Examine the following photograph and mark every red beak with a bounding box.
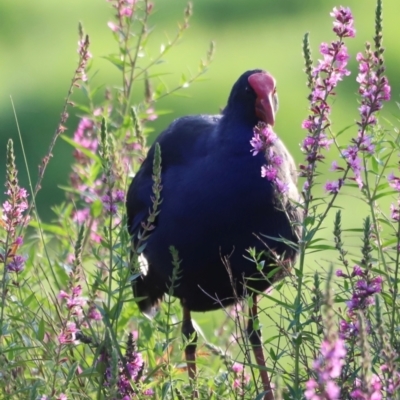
[248,72,276,126]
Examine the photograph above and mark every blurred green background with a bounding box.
[0,0,399,222]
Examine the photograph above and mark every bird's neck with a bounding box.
[217,113,258,150]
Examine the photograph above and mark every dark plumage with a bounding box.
[126,69,302,400]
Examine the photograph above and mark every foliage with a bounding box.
[0,0,399,399]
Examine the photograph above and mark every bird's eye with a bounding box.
[244,86,254,96]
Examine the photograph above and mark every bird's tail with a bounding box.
[132,275,163,318]
[131,253,164,318]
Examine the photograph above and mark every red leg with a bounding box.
[247,294,274,400]
[182,306,199,398]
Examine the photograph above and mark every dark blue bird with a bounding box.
[127,70,301,400]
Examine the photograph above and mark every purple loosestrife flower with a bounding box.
[58,285,87,317]
[337,266,382,314]
[103,332,153,398]
[339,319,360,340]
[88,305,102,320]
[250,122,288,194]
[336,264,382,340]
[380,364,400,397]
[350,374,382,400]
[340,40,391,190]
[73,118,98,165]
[325,180,343,194]
[330,7,356,38]
[102,189,125,215]
[231,362,251,394]
[2,188,29,239]
[388,173,400,224]
[6,254,26,274]
[301,7,354,196]
[305,338,346,400]
[58,321,79,345]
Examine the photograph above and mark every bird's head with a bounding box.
[225,69,278,127]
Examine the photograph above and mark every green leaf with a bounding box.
[307,244,336,250]
[78,366,101,378]
[102,54,124,71]
[371,156,380,174]
[334,124,354,137]
[37,318,45,341]
[60,135,100,163]
[29,221,67,236]
[91,199,103,218]
[372,190,397,201]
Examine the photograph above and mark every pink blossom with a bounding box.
[261,165,277,181]
[88,306,102,321]
[352,265,363,277]
[324,180,342,194]
[120,7,132,17]
[232,362,244,373]
[58,322,79,345]
[107,21,119,32]
[388,173,400,191]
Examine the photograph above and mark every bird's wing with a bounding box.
[126,114,221,237]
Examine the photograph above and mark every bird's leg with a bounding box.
[182,306,198,398]
[247,294,274,400]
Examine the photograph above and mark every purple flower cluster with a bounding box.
[1,156,29,275]
[69,118,103,243]
[103,333,154,399]
[59,285,86,318]
[350,374,382,400]
[388,173,400,222]
[356,50,390,126]
[301,7,355,195]
[329,33,391,193]
[102,189,125,215]
[58,321,80,345]
[2,188,29,238]
[6,254,27,274]
[336,265,382,339]
[73,118,98,164]
[305,338,346,400]
[250,122,288,194]
[231,362,251,394]
[380,364,400,397]
[57,285,102,344]
[330,7,356,38]
[107,0,152,32]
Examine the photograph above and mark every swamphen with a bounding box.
[127,70,301,400]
